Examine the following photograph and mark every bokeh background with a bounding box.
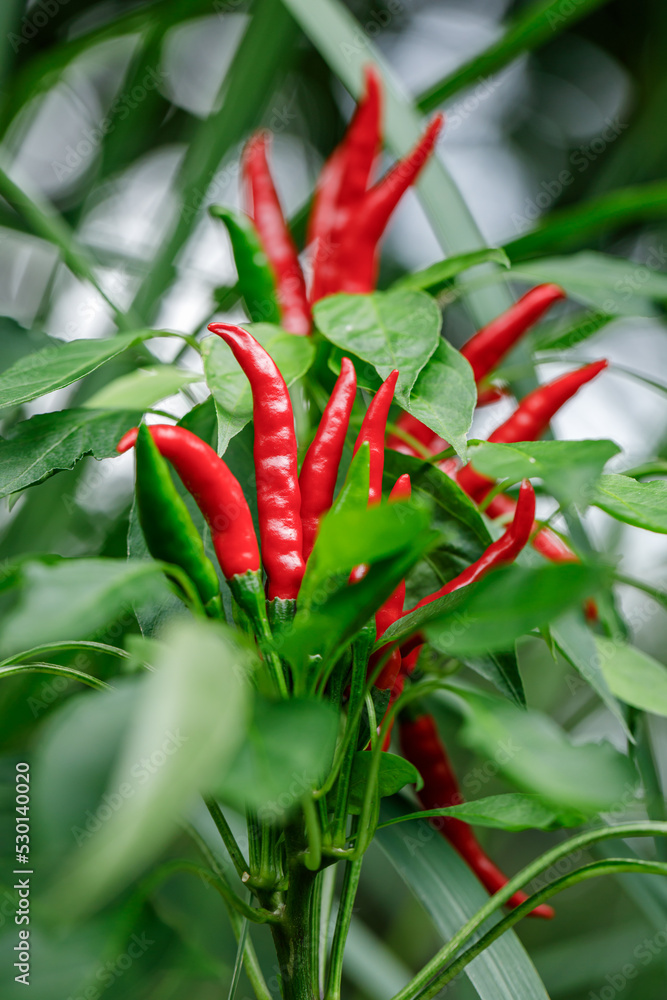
[1,1,666,998]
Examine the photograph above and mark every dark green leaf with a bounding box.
[591,473,667,533]
[407,339,476,460]
[202,325,314,453]
[0,408,142,498]
[533,312,615,352]
[0,331,155,409]
[348,752,422,813]
[218,698,338,813]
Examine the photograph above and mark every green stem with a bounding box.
[325,853,363,1000]
[0,662,110,691]
[271,827,318,1000]
[204,797,251,882]
[303,795,323,872]
[332,639,368,846]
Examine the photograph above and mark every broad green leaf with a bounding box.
[394,248,510,294]
[595,637,667,717]
[0,408,141,498]
[312,289,441,406]
[218,698,338,813]
[417,0,612,110]
[377,799,551,1000]
[505,252,667,316]
[533,312,615,351]
[202,325,314,454]
[461,650,525,708]
[382,564,605,656]
[552,610,629,737]
[447,686,637,813]
[0,559,170,658]
[46,619,251,916]
[0,331,154,409]
[83,365,200,410]
[408,339,476,460]
[591,473,667,533]
[467,440,620,508]
[381,793,585,832]
[348,752,422,813]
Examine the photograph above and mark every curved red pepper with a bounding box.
[457,360,608,501]
[208,323,305,600]
[400,712,554,919]
[461,284,565,383]
[299,357,357,561]
[117,425,259,580]
[243,132,311,336]
[353,370,399,504]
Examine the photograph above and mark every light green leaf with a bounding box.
[467,439,620,508]
[202,325,314,454]
[218,698,338,812]
[382,793,585,832]
[595,637,667,717]
[0,331,155,409]
[348,751,422,813]
[377,799,551,1000]
[0,559,170,659]
[408,339,476,460]
[591,473,667,533]
[0,408,141,498]
[447,686,637,813]
[394,248,510,294]
[45,619,251,916]
[313,289,441,406]
[83,365,200,410]
[533,312,615,352]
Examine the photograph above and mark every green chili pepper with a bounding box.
[210,205,281,325]
[134,423,222,616]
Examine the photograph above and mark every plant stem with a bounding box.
[325,852,362,1000]
[204,797,251,881]
[271,826,319,1000]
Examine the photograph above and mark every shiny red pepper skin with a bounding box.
[299,357,357,561]
[243,132,311,336]
[208,323,305,600]
[309,66,382,303]
[353,370,399,504]
[461,284,565,383]
[117,425,259,580]
[336,115,444,294]
[400,712,554,918]
[373,473,412,690]
[457,360,608,501]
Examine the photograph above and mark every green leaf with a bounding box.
[461,651,526,709]
[313,289,441,406]
[591,473,667,533]
[218,698,338,813]
[382,793,585,832]
[382,563,605,656]
[348,752,422,813]
[377,799,551,1000]
[0,331,155,409]
[467,439,620,508]
[595,637,667,717]
[533,312,615,352]
[417,0,613,111]
[202,325,314,454]
[0,408,142,498]
[394,248,510,294]
[407,339,476,460]
[330,443,371,519]
[209,205,281,325]
[83,365,200,410]
[45,619,251,917]
[448,686,637,813]
[0,558,170,659]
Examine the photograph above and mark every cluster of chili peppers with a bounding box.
[118,71,611,922]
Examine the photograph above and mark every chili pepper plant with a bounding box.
[1,11,667,1000]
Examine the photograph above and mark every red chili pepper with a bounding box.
[353,370,399,504]
[117,425,259,580]
[461,284,565,383]
[400,712,554,919]
[457,360,608,501]
[475,384,509,407]
[372,473,412,690]
[243,132,311,335]
[336,115,444,294]
[208,323,305,600]
[299,357,357,561]
[309,66,381,303]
